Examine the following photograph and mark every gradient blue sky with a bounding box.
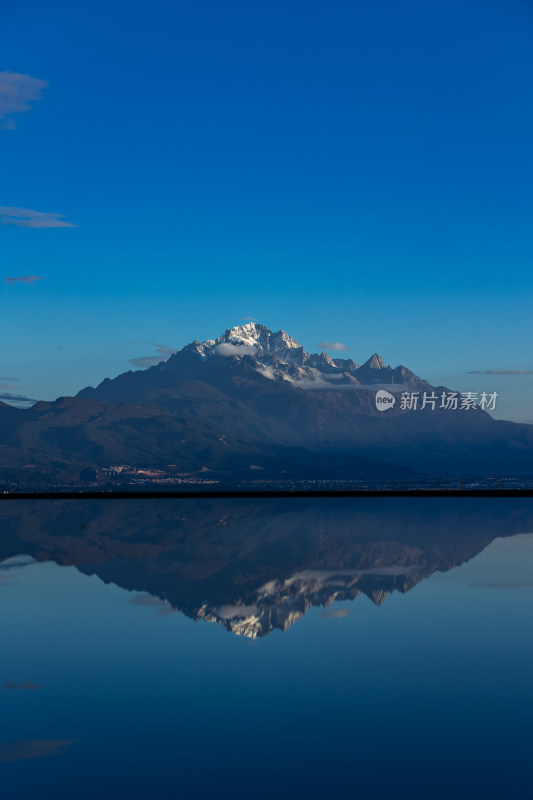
[1,0,532,420]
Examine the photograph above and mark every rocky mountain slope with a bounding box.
[76,322,533,474]
[1,323,532,485]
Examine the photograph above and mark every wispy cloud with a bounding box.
[129,356,167,368]
[128,341,178,369]
[321,608,351,619]
[471,582,533,589]
[467,370,533,375]
[241,316,259,322]
[318,341,349,351]
[0,71,48,129]
[4,275,43,284]
[216,603,259,619]
[0,392,36,405]
[130,593,176,618]
[0,557,35,571]
[130,341,176,356]
[0,739,76,763]
[0,577,19,587]
[257,366,411,393]
[0,207,77,228]
[4,682,42,691]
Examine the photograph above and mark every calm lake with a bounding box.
[1,498,532,798]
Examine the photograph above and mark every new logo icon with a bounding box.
[375,390,396,412]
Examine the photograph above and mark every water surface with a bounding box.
[1,499,532,798]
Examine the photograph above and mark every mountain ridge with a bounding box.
[2,323,533,486]
[79,322,427,395]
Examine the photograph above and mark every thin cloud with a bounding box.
[0,570,20,586]
[0,207,77,228]
[0,557,35,570]
[467,370,533,375]
[4,275,43,284]
[0,376,19,381]
[318,341,349,351]
[321,608,351,619]
[241,316,259,322]
[0,382,18,389]
[470,582,533,589]
[259,368,412,392]
[130,341,177,356]
[0,71,48,129]
[129,341,178,369]
[0,392,36,404]
[129,356,167,369]
[4,682,42,691]
[215,342,258,357]
[0,739,76,763]
[130,593,176,617]
[216,603,259,619]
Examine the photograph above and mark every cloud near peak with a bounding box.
[0,207,77,228]
[129,592,176,617]
[321,608,351,619]
[128,341,178,369]
[130,341,176,356]
[0,71,48,129]
[318,341,349,352]
[129,356,168,369]
[215,343,258,357]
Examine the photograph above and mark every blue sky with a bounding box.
[1,0,532,420]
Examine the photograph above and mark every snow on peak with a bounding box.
[362,353,386,370]
[201,323,306,361]
[269,329,303,351]
[222,322,270,348]
[180,325,406,388]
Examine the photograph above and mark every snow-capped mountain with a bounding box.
[163,322,425,387]
[69,320,533,477]
[2,321,533,487]
[195,565,426,638]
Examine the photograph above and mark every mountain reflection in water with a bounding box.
[2,498,532,638]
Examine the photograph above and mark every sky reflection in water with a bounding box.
[1,498,532,799]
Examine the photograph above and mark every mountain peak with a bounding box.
[269,329,304,351]
[219,322,271,349]
[362,353,386,370]
[206,324,306,363]
[226,321,268,338]
[78,324,428,402]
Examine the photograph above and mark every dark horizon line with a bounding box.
[1,489,533,500]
